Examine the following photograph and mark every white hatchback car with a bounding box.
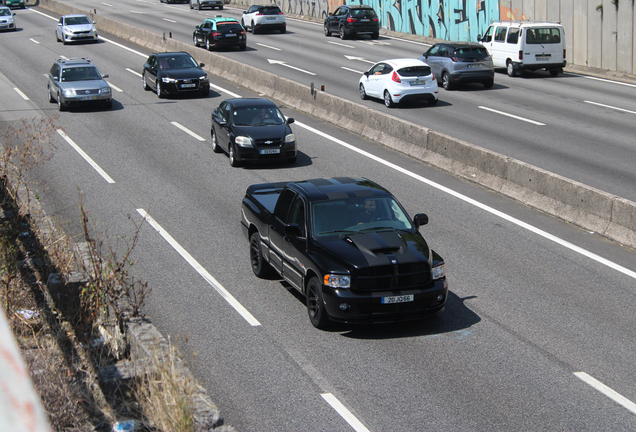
[359,58,438,108]
[241,4,286,34]
[0,6,16,32]
[55,14,98,44]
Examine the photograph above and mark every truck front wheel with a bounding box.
[250,233,274,278]
[307,277,330,329]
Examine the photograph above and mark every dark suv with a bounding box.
[419,42,494,89]
[324,5,379,40]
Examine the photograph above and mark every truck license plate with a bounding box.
[381,294,414,304]
[536,55,550,62]
[260,148,280,154]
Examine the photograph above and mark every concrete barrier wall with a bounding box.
[39,0,636,250]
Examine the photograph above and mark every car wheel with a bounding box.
[229,144,241,167]
[280,26,286,34]
[142,73,150,91]
[483,79,494,89]
[339,26,347,40]
[47,85,55,103]
[383,90,394,108]
[219,5,223,9]
[250,233,274,278]
[55,31,60,42]
[549,69,561,77]
[193,34,198,47]
[211,128,222,153]
[206,37,211,51]
[251,21,257,34]
[156,81,164,98]
[506,61,516,77]
[241,18,246,28]
[442,72,452,90]
[359,83,368,100]
[306,277,329,329]
[57,93,65,111]
[428,98,438,106]
[62,36,67,45]
[324,23,331,36]
[371,31,379,40]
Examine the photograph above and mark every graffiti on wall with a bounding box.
[275,0,499,41]
[499,2,527,20]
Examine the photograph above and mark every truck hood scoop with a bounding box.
[345,232,409,264]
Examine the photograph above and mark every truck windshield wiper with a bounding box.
[318,229,358,235]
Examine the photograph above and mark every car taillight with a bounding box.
[240,30,246,35]
[391,71,401,83]
[256,12,263,15]
[346,17,357,23]
[451,56,459,62]
[211,31,222,37]
[518,50,523,60]
[373,18,379,22]
[432,72,436,81]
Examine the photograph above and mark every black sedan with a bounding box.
[141,52,210,98]
[211,98,297,166]
[193,16,247,51]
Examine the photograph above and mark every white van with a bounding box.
[478,21,566,77]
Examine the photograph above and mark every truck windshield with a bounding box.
[311,197,414,237]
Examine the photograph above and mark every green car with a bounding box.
[2,0,25,9]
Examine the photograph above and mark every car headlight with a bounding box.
[324,274,350,289]
[432,263,445,280]
[284,133,295,143]
[62,89,76,97]
[100,87,111,95]
[199,75,208,81]
[235,136,253,147]
[161,77,176,83]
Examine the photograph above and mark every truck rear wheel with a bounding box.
[250,233,274,278]
[307,277,330,329]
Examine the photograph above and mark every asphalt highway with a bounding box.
[1,5,636,431]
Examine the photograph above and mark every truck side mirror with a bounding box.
[413,213,428,228]
[284,223,301,237]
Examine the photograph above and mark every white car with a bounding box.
[359,58,438,108]
[55,14,98,45]
[241,5,286,34]
[0,6,16,32]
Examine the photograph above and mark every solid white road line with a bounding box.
[136,209,261,326]
[171,122,206,141]
[163,18,177,23]
[57,130,115,184]
[478,106,546,125]
[328,41,355,48]
[29,38,40,44]
[574,372,636,415]
[293,120,636,281]
[267,59,316,75]
[344,55,376,64]
[13,87,29,101]
[126,68,142,77]
[342,67,364,74]
[566,72,636,88]
[584,100,636,115]
[209,83,241,98]
[100,36,148,58]
[256,43,281,51]
[107,82,123,93]
[321,393,370,432]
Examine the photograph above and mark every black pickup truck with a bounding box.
[241,177,448,329]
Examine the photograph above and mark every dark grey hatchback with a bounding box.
[419,42,494,90]
[324,5,379,40]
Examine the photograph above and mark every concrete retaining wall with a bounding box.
[39,0,636,251]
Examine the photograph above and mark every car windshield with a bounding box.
[159,55,198,69]
[0,8,11,16]
[311,197,414,237]
[217,22,243,31]
[61,67,102,82]
[232,106,286,126]
[351,8,376,17]
[525,27,561,44]
[65,16,91,25]
[259,7,281,14]
[398,66,432,77]
[453,47,490,61]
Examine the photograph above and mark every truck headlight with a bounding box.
[235,136,253,147]
[432,263,445,280]
[285,133,295,143]
[324,274,350,289]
